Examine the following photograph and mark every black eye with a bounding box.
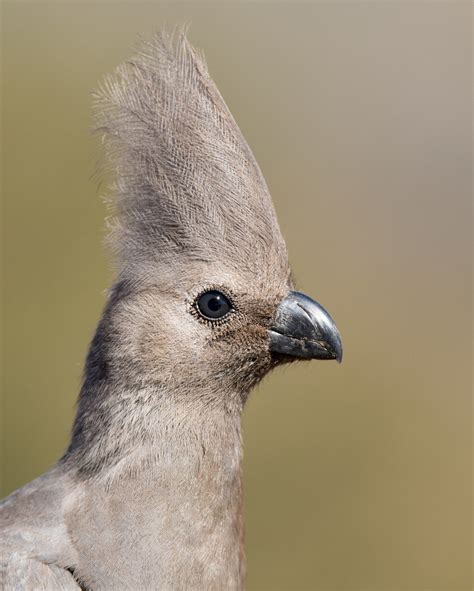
[196,290,233,320]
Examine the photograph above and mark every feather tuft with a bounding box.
[94,28,289,284]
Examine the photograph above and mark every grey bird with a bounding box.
[0,30,342,591]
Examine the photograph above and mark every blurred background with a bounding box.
[2,2,472,590]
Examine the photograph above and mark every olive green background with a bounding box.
[2,2,472,590]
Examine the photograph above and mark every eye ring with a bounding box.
[195,290,234,321]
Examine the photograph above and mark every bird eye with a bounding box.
[196,290,233,321]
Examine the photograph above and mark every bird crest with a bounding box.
[94,28,289,286]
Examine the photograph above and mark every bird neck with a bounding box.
[63,382,246,588]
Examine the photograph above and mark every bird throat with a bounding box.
[64,385,247,589]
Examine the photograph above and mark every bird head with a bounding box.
[93,30,342,406]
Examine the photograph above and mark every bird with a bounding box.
[0,29,342,591]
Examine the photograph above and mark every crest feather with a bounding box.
[95,28,288,283]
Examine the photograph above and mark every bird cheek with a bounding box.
[237,328,273,369]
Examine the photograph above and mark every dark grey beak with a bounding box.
[268,291,343,362]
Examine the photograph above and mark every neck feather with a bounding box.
[63,381,246,589]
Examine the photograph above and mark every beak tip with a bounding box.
[333,335,343,364]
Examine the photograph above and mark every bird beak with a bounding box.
[268,291,343,362]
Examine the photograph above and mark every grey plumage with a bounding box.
[0,29,341,590]
[95,29,288,286]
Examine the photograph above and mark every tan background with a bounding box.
[2,2,472,590]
